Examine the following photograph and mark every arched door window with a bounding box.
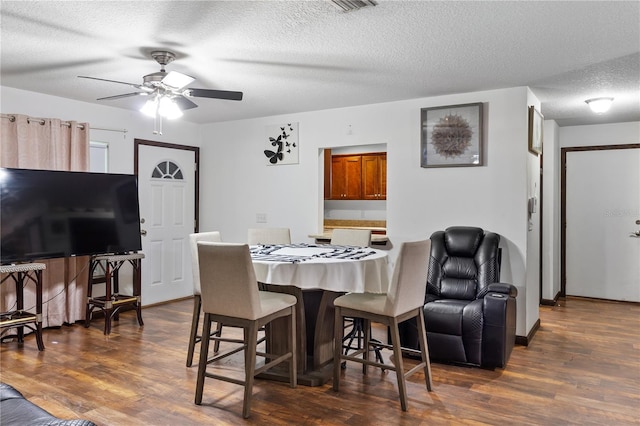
[151,160,184,179]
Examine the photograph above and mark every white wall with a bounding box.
[1,84,542,337]
[542,119,561,301]
[199,86,536,336]
[524,89,542,335]
[559,121,640,148]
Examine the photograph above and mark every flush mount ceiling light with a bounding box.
[330,0,377,12]
[585,97,614,114]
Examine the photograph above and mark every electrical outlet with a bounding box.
[256,213,267,223]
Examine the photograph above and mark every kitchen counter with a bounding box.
[308,230,388,245]
[310,219,388,245]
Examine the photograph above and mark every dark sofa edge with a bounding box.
[1,382,97,426]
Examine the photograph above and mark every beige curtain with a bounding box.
[1,114,90,328]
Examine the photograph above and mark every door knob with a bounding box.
[630,231,640,238]
[140,229,148,236]
[636,220,640,225]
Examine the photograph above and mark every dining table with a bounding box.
[250,243,389,386]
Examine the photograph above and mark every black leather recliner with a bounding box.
[398,226,517,369]
[1,382,96,426]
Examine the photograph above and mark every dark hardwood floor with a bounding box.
[1,297,639,425]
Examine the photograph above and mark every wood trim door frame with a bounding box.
[539,153,547,305]
[560,143,640,297]
[134,139,201,232]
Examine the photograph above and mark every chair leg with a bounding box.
[243,322,258,419]
[362,318,371,375]
[333,306,344,392]
[194,313,212,405]
[186,295,201,367]
[389,318,409,411]
[289,307,297,388]
[416,309,433,391]
[213,321,224,353]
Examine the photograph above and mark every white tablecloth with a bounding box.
[251,244,389,293]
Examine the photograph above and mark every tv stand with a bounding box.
[85,253,144,335]
[0,263,46,350]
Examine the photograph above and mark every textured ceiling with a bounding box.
[1,0,639,127]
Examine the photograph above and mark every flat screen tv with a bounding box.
[1,168,142,264]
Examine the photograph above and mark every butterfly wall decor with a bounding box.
[264,122,299,165]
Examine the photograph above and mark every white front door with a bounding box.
[138,144,196,305]
[566,147,640,302]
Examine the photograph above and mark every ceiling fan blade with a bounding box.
[186,88,243,101]
[78,75,145,90]
[174,96,199,111]
[162,71,195,90]
[97,92,147,101]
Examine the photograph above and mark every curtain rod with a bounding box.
[92,127,128,134]
[1,114,128,134]
[2,114,85,129]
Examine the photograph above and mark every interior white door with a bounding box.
[138,145,196,305]
[566,147,640,302]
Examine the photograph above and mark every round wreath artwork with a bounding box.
[431,114,473,158]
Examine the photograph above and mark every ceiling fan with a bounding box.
[78,50,243,114]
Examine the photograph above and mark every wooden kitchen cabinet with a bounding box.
[326,152,387,200]
[330,155,362,199]
[362,153,386,200]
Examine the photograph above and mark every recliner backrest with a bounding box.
[427,226,501,300]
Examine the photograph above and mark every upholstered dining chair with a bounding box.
[333,239,433,412]
[247,227,291,245]
[194,242,297,419]
[329,229,379,363]
[187,231,223,367]
[330,228,372,247]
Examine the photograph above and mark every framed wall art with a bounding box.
[421,102,483,168]
[264,122,299,165]
[528,106,543,155]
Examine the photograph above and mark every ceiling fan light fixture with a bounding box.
[585,97,614,114]
[140,98,158,118]
[330,0,377,12]
[158,96,183,119]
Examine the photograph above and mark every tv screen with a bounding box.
[1,168,142,264]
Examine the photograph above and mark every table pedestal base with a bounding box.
[257,360,333,387]
[261,285,342,386]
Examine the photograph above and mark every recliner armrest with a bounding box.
[488,282,517,297]
[477,282,517,299]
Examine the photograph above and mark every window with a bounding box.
[90,141,109,173]
[151,160,184,179]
